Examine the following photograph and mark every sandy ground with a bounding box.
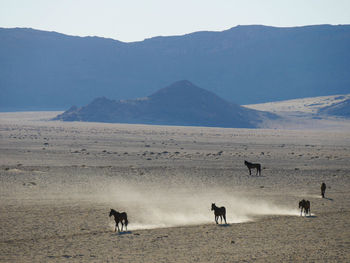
[1,112,350,262]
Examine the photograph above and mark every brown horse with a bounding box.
[211,203,227,224]
[244,160,261,176]
[109,209,128,232]
[298,199,311,216]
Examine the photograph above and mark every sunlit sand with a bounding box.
[0,112,349,262]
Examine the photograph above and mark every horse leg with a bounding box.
[220,215,223,223]
[223,214,227,224]
[215,215,218,224]
[121,222,124,232]
[248,168,251,176]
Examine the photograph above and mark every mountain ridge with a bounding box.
[1,24,350,110]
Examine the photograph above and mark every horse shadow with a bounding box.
[218,223,231,227]
[304,215,317,218]
[116,231,132,235]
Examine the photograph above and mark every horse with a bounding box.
[298,199,311,216]
[211,203,227,224]
[244,160,261,176]
[109,208,128,232]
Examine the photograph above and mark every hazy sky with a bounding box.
[1,0,350,42]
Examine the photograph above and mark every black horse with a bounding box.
[298,199,311,216]
[109,209,128,232]
[244,160,261,176]
[211,203,227,224]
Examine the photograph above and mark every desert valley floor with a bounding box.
[0,112,350,262]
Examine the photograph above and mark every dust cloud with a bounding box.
[6,173,299,230]
[76,179,299,230]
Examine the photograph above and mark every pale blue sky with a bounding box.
[1,0,350,42]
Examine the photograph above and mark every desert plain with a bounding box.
[0,112,350,262]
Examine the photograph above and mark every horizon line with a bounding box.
[1,23,349,43]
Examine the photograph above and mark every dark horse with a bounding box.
[299,199,311,216]
[211,203,227,224]
[244,160,261,176]
[109,209,128,232]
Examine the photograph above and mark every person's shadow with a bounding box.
[323,197,334,201]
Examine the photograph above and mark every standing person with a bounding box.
[321,182,326,198]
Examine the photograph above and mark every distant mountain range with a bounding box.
[54,80,277,128]
[1,24,350,110]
